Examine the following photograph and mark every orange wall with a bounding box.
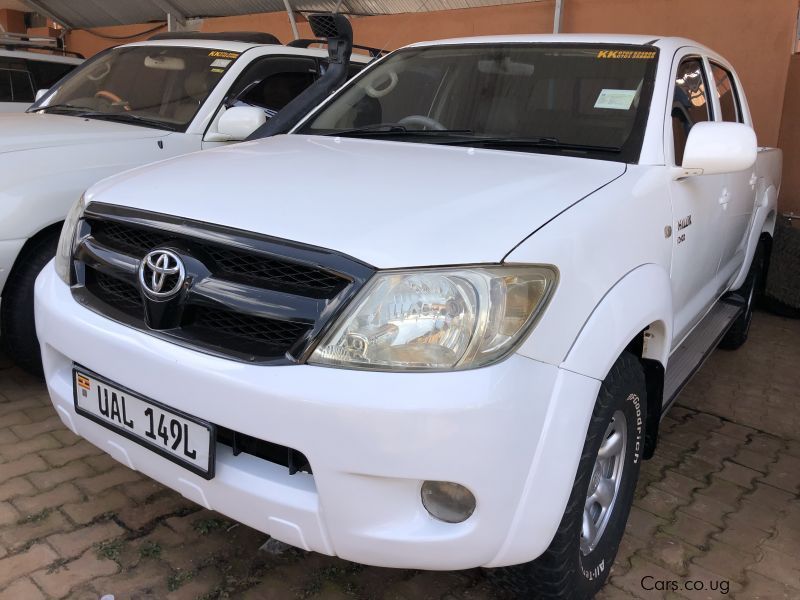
[56,0,798,149]
[778,54,800,215]
[0,9,26,34]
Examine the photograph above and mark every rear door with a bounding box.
[708,60,757,288]
[667,54,729,344]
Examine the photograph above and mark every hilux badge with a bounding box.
[139,249,185,300]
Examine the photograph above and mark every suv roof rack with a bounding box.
[0,32,83,59]
[149,31,281,45]
[287,38,384,58]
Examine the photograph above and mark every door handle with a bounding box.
[719,189,731,205]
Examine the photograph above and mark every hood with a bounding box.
[87,135,626,268]
[0,112,167,154]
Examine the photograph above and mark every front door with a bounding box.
[667,55,728,345]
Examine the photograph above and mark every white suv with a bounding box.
[36,34,780,597]
[1,29,368,372]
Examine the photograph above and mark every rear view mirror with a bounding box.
[35,89,48,102]
[144,56,186,71]
[217,106,267,141]
[681,122,757,176]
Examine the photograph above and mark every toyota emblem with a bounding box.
[139,249,185,300]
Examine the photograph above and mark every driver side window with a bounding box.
[225,56,318,118]
[672,57,711,165]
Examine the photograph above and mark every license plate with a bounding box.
[73,367,215,479]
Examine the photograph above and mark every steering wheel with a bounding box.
[94,90,130,110]
[398,115,447,131]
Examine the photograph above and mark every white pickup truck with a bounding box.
[0,29,368,372]
[36,34,781,597]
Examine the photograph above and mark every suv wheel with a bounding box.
[720,243,766,350]
[492,352,647,599]
[1,231,59,375]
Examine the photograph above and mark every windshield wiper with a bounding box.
[78,112,179,132]
[322,124,473,137]
[442,136,622,153]
[34,104,93,114]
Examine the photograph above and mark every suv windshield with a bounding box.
[31,45,239,131]
[298,43,659,162]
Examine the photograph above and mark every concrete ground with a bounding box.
[0,311,797,599]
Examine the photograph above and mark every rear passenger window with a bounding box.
[672,58,711,165]
[26,60,77,91]
[9,69,34,102]
[0,70,12,101]
[710,63,742,123]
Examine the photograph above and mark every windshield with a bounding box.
[31,46,240,131]
[298,44,659,162]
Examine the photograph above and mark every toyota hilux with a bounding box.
[36,34,781,597]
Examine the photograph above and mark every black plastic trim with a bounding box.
[72,203,375,365]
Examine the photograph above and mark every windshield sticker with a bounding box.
[595,89,637,110]
[597,50,657,60]
[208,50,240,60]
[210,58,232,68]
[210,68,225,74]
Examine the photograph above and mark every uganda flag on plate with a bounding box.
[76,373,91,397]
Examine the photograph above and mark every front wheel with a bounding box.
[492,352,647,599]
[1,232,59,375]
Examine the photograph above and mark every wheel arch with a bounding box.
[2,221,63,296]
[560,264,673,458]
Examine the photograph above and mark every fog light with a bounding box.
[421,481,476,523]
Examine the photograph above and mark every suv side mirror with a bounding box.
[35,89,49,102]
[217,106,267,141]
[680,121,757,176]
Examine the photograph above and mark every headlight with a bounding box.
[309,265,557,371]
[54,197,85,284]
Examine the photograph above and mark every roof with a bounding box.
[404,34,716,55]
[0,48,83,63]
[15,0,540,29]
[118,38,373,62]
[122,38,270,53]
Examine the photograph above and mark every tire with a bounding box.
[491,352,647,599]
[1,231,59,376]
[719,243,766,350]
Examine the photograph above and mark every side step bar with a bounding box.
[662,300,743,415]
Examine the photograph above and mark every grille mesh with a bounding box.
[91,220,171,256]
[204,246,345,297]
[189,306,310,354]
[92,272,143,316]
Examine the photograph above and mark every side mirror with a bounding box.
[35,89,49,102]
[216,106,267,141]
[680,121,757,177]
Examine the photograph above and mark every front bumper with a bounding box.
[35,263,600,569]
